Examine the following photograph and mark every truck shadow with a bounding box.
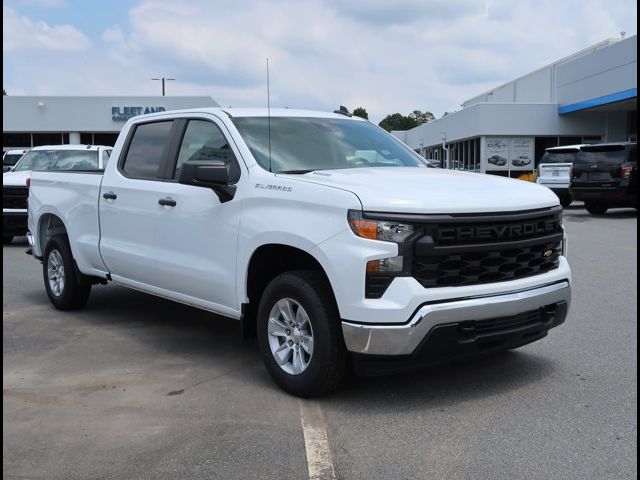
[325,350,555,410]
[60,284,556,407]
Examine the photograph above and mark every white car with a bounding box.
[3,144,112,244]
[537,144,586,208]
[26,108,571,396]
[3,149,28,169]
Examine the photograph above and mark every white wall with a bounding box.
[556,36,637,108]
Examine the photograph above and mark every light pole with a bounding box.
[151,77,175,96]
[441,133,449,169]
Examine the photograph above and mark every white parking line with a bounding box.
[299,399,336,480]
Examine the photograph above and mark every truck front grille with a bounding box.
[3,186,29,209]
[411,207,563,288]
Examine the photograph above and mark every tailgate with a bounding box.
[538,163,572,185]
[572,164,622,187]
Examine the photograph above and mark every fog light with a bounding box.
[367,256,404,273]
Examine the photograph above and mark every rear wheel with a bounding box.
[3,236,13,244]
[257,270,347,397]
[43,235,91,310]
[585,201,608,215]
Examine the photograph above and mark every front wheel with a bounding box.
[257,270,347,397]
[585,201,608,215]
[43,235,91,310]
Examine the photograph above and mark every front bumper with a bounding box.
[341,280,570,356]
[3,211,28,236]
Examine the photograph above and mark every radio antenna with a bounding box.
[267,58,272,173]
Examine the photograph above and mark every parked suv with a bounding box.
[570,142,637,215]
[537,145,585,208]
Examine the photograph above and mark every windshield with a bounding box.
[231,117,426,173]
[3,153,24,166]
[540,151,578,164]
[574,146,629,165]
[14,150,99,172]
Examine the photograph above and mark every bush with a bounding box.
[516,172,538,182]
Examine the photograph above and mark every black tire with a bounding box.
[559,195,572,208]
[584,201,608,215]
[43,235,91,310]
[257,270,347,397]
[3,236,13,244]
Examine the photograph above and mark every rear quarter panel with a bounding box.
[29,171,107,277]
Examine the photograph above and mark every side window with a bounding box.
[122,121,173,179]
[174,120,240,181]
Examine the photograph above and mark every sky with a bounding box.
[2,0,637,123]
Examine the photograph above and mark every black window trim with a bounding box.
[118,119,179,182]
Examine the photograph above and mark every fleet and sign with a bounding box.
[112,106,166,122]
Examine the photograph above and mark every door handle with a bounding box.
[102,191,117,200]
[158,197,177,207]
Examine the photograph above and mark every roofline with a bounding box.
[545,144,587,151]
[29,144,110,150]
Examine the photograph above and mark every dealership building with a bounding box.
[394,34,637,176]
[2,96,219,152]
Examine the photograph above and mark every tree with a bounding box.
[378,109,434,131]
[408,110,434,125]
[352,107,369,120]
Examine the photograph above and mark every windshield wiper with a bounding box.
[277,169,316,174]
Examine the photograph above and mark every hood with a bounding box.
[287,167,559,214]
[2,170,31,187]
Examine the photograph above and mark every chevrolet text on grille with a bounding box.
[438,219,560,242]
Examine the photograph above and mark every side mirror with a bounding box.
[178,160,236,202]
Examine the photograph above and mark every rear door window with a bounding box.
[122,121,173,179]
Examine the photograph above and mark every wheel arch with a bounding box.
[37,212,69,255]
[242,243,337,339]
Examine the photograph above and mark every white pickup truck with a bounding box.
[27,108,572,396]
[4,144,112,244]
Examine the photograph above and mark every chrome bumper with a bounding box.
[342,281,571,356]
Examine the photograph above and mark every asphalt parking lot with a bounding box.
[3,205,637,480]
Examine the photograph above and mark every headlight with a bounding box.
[347,210,414,243]
[348,210,417,297]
